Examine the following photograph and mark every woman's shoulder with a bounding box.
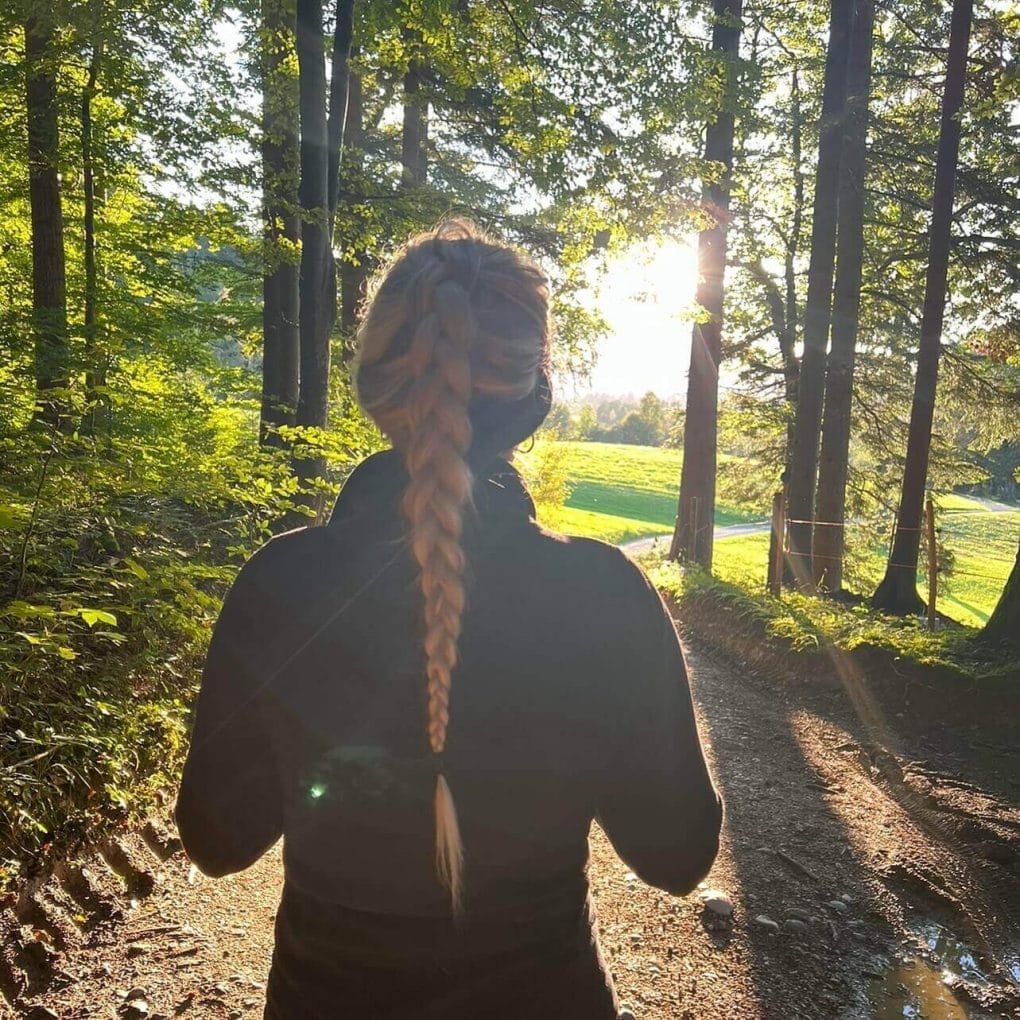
[227,525,333,602]
[528,526,661,603]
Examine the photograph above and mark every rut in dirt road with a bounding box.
[3,638,1018,1020]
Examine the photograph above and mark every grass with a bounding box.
[535,440,761,545]
[528,440,1017,630]
[647,564,1018,684]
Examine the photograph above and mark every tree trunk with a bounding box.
[814,0,875,592]
[978,536,1020,651]
[401,35,427,189]
[260,0,301,448]
[873,0,973,614]
[669,0,743,568]
[782,67,804,468]
[338,62,367,360]
[82,37,103,435]
[293,0,354,508]
[25,13,69,429]
[785,0,853,589]
[326,0,355,231]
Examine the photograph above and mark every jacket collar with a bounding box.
[327,449,536,532]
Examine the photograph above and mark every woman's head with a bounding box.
[354,219,550,911]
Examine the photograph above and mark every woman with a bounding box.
[176,220,722,1019]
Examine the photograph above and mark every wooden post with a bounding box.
[926,492,937,630]
[768,489,786,596]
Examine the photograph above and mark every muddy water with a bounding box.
[867,921,998,1019]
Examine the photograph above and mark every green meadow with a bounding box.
[533,440,761,545]
[528,440,1018,628]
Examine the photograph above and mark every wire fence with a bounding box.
[766,490,1017,626]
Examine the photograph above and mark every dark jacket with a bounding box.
[175,451,722,1020]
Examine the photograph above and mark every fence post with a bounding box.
[926,493,937,630]
[768,489,785,596]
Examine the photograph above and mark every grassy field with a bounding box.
[533,441,760,544]
[527,440,1017,629]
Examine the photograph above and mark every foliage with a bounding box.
[647,561,1019,684]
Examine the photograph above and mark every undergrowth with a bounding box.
[645,558,1018,683]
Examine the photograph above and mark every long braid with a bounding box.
[401,276,476,912]
[355,220,550,915]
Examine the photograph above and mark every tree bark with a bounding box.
[783,67,804,465]
[260,0,301,448]
[785,0,854,589]
[978,536,1020,652]
[25,13,70,429]
[326,0,355,230]
[401,32,427,189]
[814,0,875,592]
[293,0,354,507]
[873,0,973,614]
[82,35,103,435]
[669,0,743,568]
[338,62,367,359]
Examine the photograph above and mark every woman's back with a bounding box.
[176,222,722,1019]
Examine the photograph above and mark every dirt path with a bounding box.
[622,521,769,557]
[3,639,1018,1020]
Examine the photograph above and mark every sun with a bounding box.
[578,237,701,399]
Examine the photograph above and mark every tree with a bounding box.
[25,10,69,427]
[873,0,974,614]
[814,0,876,592]
[293,0,355,508]
[979,536,1020,652]
[785,0,854,588]
[260,0,301,448]
[670,0,744,567]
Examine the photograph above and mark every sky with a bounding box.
[568,238,701,401]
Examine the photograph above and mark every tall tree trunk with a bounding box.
[260,0,301,448]
[338,62,367,360]
[82,36,103,435]
[814,0,876,592]
[785,0,853,589]
[873,0,973,614]
[293,0,354,510]
[978,536,1020,651]
[326,0,354,231]
[401,35,427,189]
[25,13,69,429]
[783,67,804,465]
[669,0,743,567]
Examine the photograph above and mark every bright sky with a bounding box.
[571,238,701,401]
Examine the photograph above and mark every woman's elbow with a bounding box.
[638,794,724,896]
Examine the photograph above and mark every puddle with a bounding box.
[867,921,994,1019]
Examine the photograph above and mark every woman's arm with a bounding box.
[175,546,286,877]
[595,560,723,896]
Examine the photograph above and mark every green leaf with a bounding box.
[79,609,118,628]
[56,646,78,661]
[123,558,149,580]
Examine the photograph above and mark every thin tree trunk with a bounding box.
[783,67,804,466]
[669,0,743,567]
[326,0,354,232]
[978,536,1020,651]
[260,0,301,448]
[401,34,427,189]
[814,0,875,592]
[873,0,973,614]
[785,0,854,589]
[338,62,367,360]
[82,37,103,435]
[25,14,69,429]
[293,0,355,512]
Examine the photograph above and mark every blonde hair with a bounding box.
[355,219,549,914]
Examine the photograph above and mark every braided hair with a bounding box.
[355,220,550,913]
